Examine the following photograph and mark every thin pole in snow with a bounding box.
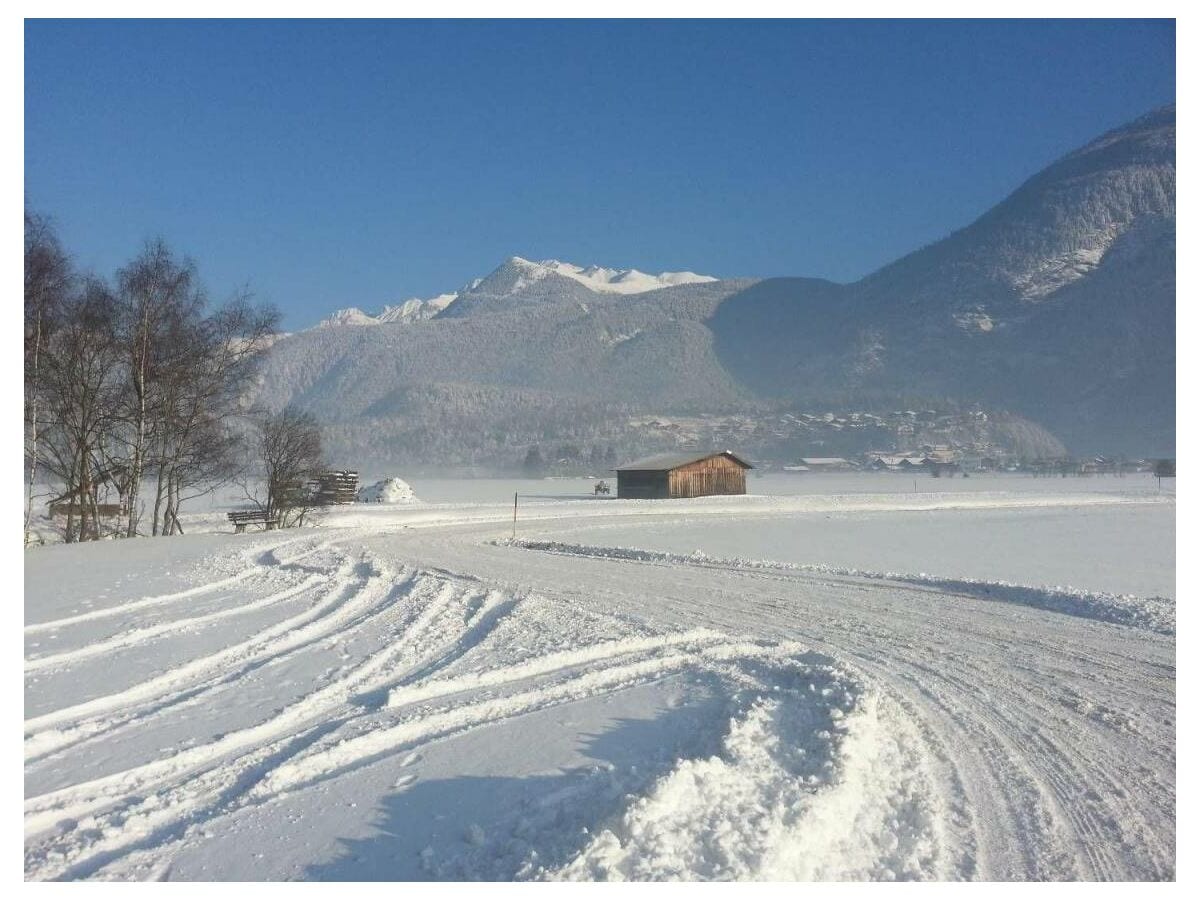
[512,492,518,540]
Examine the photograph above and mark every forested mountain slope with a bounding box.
[710,105,1175,455]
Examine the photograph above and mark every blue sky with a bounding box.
[25,19,1174,329]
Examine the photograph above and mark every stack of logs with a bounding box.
[310,470,359,506]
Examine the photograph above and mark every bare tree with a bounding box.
[244,408,326,529]
[154,296,276,535]
[27,224,279,543]
[111,242,279,536]
[39,278,123,542]
[114,240,204,537]
[24,210,72,543]
[149,294,278,534]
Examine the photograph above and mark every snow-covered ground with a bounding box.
[23,478,1175,880]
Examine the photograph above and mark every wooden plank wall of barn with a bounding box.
[668,456,746,498]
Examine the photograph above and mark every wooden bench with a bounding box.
[227,510,279,533]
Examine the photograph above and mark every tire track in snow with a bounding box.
[256,640,820,797]
[953,657,1173,879]
[723,572,1169,879]
[24,536,332,635]
[386,628,727,711]
[23,560,405,836]
[24,515,1175,881]
[24,573,326,674]
[25,592,832,881]
[875,617,1174,880]
[467,537,1173,879]
[23,553,498,769]
[24,567,527,878]
[24,548,375,759]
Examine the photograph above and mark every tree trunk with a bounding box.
[166,474,179,535]
[78,464,91,542]
[64,449,80,544]
[24,302,43,545]
[151,445,169,537]
[125,309,151,538]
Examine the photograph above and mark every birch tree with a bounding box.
[39,278,122,542]
[114,241,203,537]
[24,211,72,543]
[150,293,278,534]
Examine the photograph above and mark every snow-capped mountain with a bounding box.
[516,258,717,294]
[312,258,718,328]
[315,293,458,328]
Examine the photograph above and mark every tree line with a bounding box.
[24,210,324,544]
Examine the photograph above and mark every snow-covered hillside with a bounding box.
[710,105,1176,455]
[253,106,1175,460]
[24,484,1175,880]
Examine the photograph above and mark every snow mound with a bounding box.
[357,477,417,504]
[545,688,946,881]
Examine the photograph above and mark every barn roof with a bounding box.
[616,450,754,472]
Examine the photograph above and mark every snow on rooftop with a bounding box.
[616,450,754,471]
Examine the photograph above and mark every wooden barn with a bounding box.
[615,450,753,499]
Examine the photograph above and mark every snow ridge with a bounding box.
[503,539,1175,635]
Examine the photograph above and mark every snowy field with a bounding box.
[24,475,1175,880]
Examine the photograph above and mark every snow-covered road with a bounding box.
[24,489,1175,880]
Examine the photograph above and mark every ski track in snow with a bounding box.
[23,498,1175,881]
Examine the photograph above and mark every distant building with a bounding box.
[866,454,908,468]
[798,457,855,470]
[615,450,753,499]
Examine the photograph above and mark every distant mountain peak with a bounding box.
[473,257,717,296]
[313,293,457,328]
[313,256,718,328]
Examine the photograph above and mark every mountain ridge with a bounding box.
[312,257,719,328]
[253,105,1175,466]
